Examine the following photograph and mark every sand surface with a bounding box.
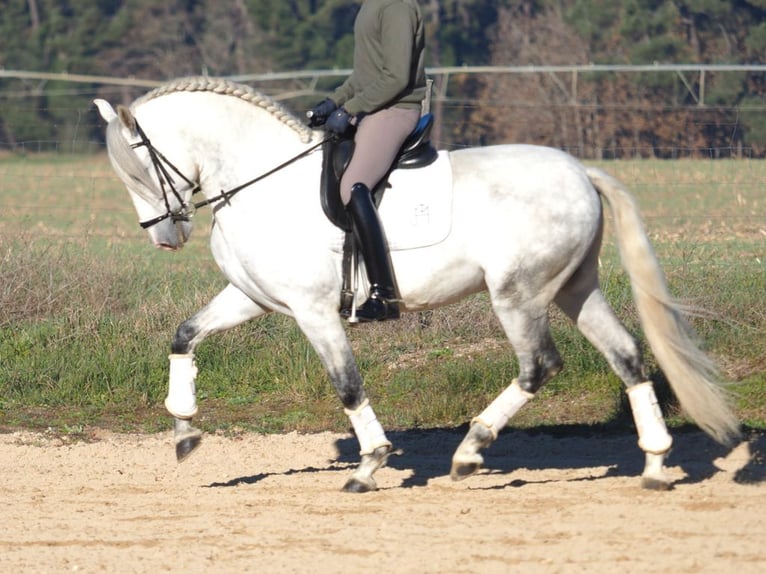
[1,427,764,573]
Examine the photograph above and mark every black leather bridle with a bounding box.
[129,119,328,230]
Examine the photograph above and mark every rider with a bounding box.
[309,0,428,322]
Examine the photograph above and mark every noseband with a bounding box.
[129,119,328,230]
[130,121,201,229]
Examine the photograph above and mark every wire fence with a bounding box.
[2,65,766,155]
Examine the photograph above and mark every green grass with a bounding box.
[0,153,764,436]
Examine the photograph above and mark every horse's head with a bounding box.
[95,98,195,251]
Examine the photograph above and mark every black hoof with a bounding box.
[450,462,481,481]
[175,433,202,462]
[342,477,377,493]
[641,477,673,491]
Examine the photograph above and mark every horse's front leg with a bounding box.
[295,313,392,493]
[166,283,268,461]
[342,400,395,493]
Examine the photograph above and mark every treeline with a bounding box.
[1,0,765,157]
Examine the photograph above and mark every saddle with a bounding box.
[318,113,438,317]
[320,112,438,232]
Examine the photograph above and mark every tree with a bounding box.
[464,0,766,157]
[465,2,591,151]
[1,0,765,154]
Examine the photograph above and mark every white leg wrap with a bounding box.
[472,379,534,439]
[164,354,198,419]
[344,399,391,456]
[627,381,673,454]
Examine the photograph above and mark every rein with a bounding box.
[130,119,328,230]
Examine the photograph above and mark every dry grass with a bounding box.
[0,154,764,433]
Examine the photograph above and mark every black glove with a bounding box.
[307,98,337,127]
[325,107,352,134]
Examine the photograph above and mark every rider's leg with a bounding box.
[347,182,399,321]
[340,106,419,322]
[339,106,420,204]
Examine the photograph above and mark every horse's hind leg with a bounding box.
[451,302,563,480]
[167,283,268,462]
[555,268,673,490]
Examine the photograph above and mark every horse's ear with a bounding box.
[93,98,117,123]
[116,104,139,136]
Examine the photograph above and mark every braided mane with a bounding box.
[132,76,315,143]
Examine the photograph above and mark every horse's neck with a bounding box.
[137,93,311,192]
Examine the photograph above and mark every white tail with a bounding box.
[586,167,741,446]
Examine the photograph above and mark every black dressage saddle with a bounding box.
[320,112,438,232]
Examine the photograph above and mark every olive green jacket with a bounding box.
[332,0,427,116]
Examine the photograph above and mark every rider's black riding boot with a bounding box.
[346,182,400,322]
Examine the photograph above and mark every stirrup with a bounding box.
[345,286,400,322]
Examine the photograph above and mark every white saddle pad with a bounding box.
[378,151,453,251]
[328,151,453,253]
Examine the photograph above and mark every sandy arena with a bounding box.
[0,427,763,573]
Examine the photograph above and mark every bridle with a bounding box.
[130,119,328,230]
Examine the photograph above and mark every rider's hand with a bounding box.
[307,98,337,127]
[325,107,352,134]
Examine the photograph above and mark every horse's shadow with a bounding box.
[734,430,766,484]
[203,462,355,489]
[203,425,764,490]
[333,424,764,489]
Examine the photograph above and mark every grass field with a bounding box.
[0,153,764,437]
